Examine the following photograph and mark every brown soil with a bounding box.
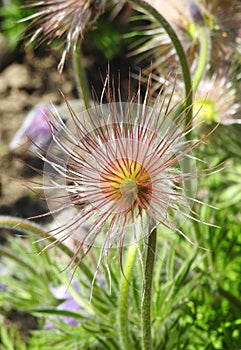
[0,51,77,219]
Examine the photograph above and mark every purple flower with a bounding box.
[45,280,83,329]
[9,104,53,153]
[9,100,86,154]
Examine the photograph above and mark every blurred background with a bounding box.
[0,1,241,349]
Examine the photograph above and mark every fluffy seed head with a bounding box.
[35,74,207,268]
[132,0,241,74]
[23,0,104,71]
[172,72,241,125]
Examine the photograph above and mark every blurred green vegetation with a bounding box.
[0,0,33,48]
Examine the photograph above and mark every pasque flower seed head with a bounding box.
[34,74,210,267]
[23,0,105,71]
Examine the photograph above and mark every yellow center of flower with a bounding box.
[101,158,152,210]
[187,22,197,39]
[194,99,218,123]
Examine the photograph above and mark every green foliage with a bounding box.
[0,325,27,350]
[88,15,122,60]
[0,0,33,48]
[1,179,241,350]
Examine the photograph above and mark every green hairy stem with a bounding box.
[118,243,137,350]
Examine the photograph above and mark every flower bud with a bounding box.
[9,104,53,153]
[188,0,204,26]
